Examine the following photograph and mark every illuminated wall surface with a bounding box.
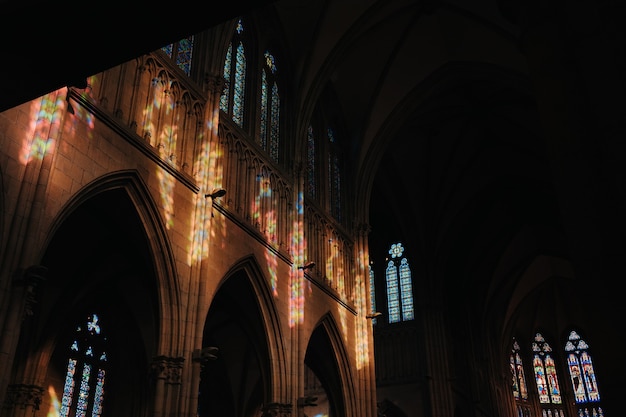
[14,31,373,413]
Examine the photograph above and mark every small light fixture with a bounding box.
[297,261,316,271]
[205,188,227,199]
[366,312,382,319]
[297,396,318,407]
[192,346,219,363]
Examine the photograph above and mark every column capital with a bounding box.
[261,402,292,417]
[151,356,185,384]
[4,384,44,411]
[204,73,225,95]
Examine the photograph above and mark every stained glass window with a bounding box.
[511,338,529,401]
[220,19,246,127]
[532,333,565,417]
[161,35,194,76]
[306,125,316,198]
[511,337,532,417]
[369,263,377,324]
[565,330,604,417]
[259,50,280,162]
[60,314,108,417]
[327,128,342,221]
[385,243,414,323]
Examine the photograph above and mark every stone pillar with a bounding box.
[422,303,455,417]
[0,266,46,414]
[151,356,184,417]
[0,89,67,407]
[182,72,225,417]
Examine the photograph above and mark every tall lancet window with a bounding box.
[327,127,342,222]
[259,50,280,162]
[161,35,194,75]
[306,125,316,198]
[220,19,246,127]
[565,330,604,417]
[510,337,531,417]
[60,313,108,417]
[385,243,414,323]
[532,333,564,417]
[369,263,377,324]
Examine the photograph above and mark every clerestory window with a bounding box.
[220,19,247,127]
[161,36,194,76]
[385,243,414,323]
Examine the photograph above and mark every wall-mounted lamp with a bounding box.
[297,396,318,407]
[192,346,219,363]
[297,261,316,271]
[366,312,382,319]
[205,188,227,199]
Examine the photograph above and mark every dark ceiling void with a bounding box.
[0,1,276,113]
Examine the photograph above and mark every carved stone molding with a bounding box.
[4,384,44,410]
[151,356,185,385]
[261,402,292,417]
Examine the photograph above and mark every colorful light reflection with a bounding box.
[47,385,61,417]
[20,92,64,165]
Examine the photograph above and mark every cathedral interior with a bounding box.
[0,1,624,417]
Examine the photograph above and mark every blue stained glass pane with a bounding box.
[60,359,77,417]
[76,363,92,417]
[91,369,106,417]
[369,264,377,324]
[233,42,246,126]
[307,126,316,197]
[161,43,173,57]
[399,258,413,320]
[220,44,232,113]
[260,70,268,148]
[176,36,194,75]
[269,82,280,162]
[386,260,400,323]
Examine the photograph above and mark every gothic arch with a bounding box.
[305,312,357,417]
[37,169,181,352]
[199,254,288,415]
[14,169,179,416]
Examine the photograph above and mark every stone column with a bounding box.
[151,356,184,417]
[182,72,225,417]
[0,89,67,406]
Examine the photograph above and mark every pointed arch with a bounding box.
[201,255,289,407]
[41,170,182,355]
[305,312,357,417]
[18,170,182,416]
